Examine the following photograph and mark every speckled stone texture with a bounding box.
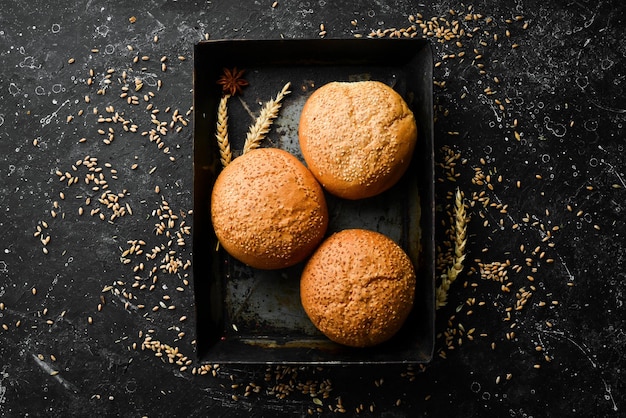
[0,0,624,417]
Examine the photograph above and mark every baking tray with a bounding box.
[192,38,434,364]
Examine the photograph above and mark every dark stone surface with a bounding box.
[0,0,624,417]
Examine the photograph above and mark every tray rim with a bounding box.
[192,37,435,364]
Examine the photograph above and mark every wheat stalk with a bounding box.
[216,94,232,168]
[242,82,291,154]
[436,188,469,309]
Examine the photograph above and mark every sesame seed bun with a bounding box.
[211,148,328,270]
[300,229,416,347]
[298,81,417,200]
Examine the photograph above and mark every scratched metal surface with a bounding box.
[0,0,624,417]
[225,86,409,333]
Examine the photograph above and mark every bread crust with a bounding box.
[300,229,416,347]
[298,81,417,200]
[211,148,328,270]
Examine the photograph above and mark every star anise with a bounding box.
[217,67,249,96]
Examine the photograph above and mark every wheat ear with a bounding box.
[242,82,291,154]
[216,94,232,168]
[435,188,469,309]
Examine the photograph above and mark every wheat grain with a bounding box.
[436,188,468,309]
[242,82,291,154]
[215,94,232,168]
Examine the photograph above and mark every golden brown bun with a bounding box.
[298,81,417,200]
[300,229,416,347]
[211,148,328,270]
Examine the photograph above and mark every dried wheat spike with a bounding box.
[242,82,291,154]
[436,188,468,309]
[216,94,232,168]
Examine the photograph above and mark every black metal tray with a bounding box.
[192,38,434,364]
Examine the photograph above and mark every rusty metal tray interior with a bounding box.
[192,38,434,364]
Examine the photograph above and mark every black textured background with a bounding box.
[0,1,624,417]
